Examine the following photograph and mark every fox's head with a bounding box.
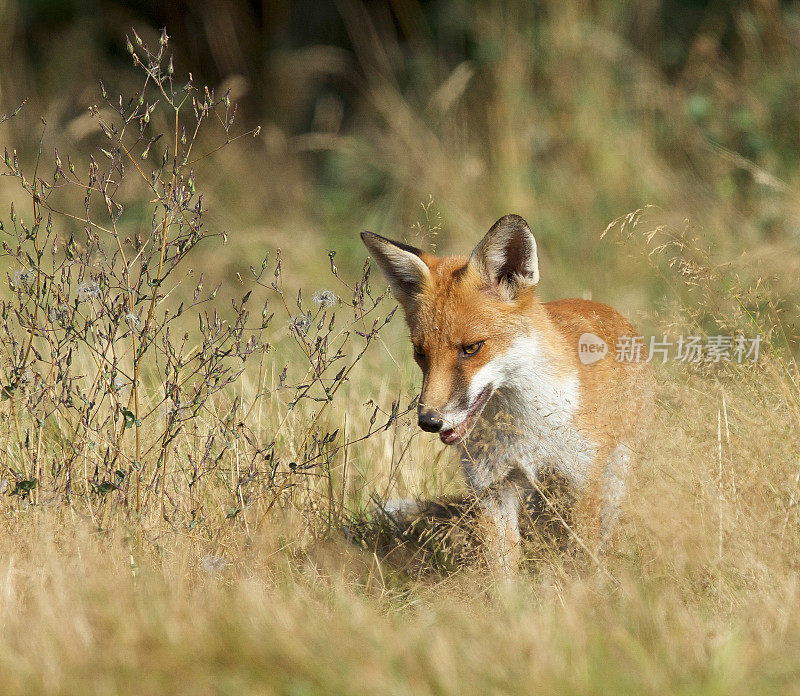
[362,214,543,445]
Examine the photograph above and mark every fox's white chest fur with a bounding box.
[460,333,596,491]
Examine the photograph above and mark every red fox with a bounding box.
[362,214,654,575]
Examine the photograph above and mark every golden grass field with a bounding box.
[1,2,800,694]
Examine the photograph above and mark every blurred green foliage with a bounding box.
[1,0,799,337]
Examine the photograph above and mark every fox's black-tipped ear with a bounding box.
[469,214,539,298]
[361,231,431,305]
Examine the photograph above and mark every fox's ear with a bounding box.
[470,214,539,298]
[361,231,430,305]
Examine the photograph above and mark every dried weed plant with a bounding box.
[0,30,411,539]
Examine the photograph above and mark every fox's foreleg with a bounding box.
[599,443,632,542]
[476,482,522,578]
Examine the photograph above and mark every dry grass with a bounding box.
[1,296,799,694]
[1,356,800,696]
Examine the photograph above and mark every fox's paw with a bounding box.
[374,498,423,526]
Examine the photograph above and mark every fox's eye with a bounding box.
[461,341,484,357]
[413,344,425,358]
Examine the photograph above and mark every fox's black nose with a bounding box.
[418,410,443,433]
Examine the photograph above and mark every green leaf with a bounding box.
[122,409,136,428]
[13,479,37,495]
[685,93,711,122]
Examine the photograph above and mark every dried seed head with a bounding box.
[11,267,35,291]
[312,289,338,308]
[125,312,141,330]
[289,314,311,335]
[76,281,100,302]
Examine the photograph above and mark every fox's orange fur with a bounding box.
[362,215,653,575]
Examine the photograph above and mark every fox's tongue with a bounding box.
[439,428,460,445]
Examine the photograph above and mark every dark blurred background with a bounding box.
[2,0,799,324]
[5,1,783,133]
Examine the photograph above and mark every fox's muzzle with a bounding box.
[417,408,444,433]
